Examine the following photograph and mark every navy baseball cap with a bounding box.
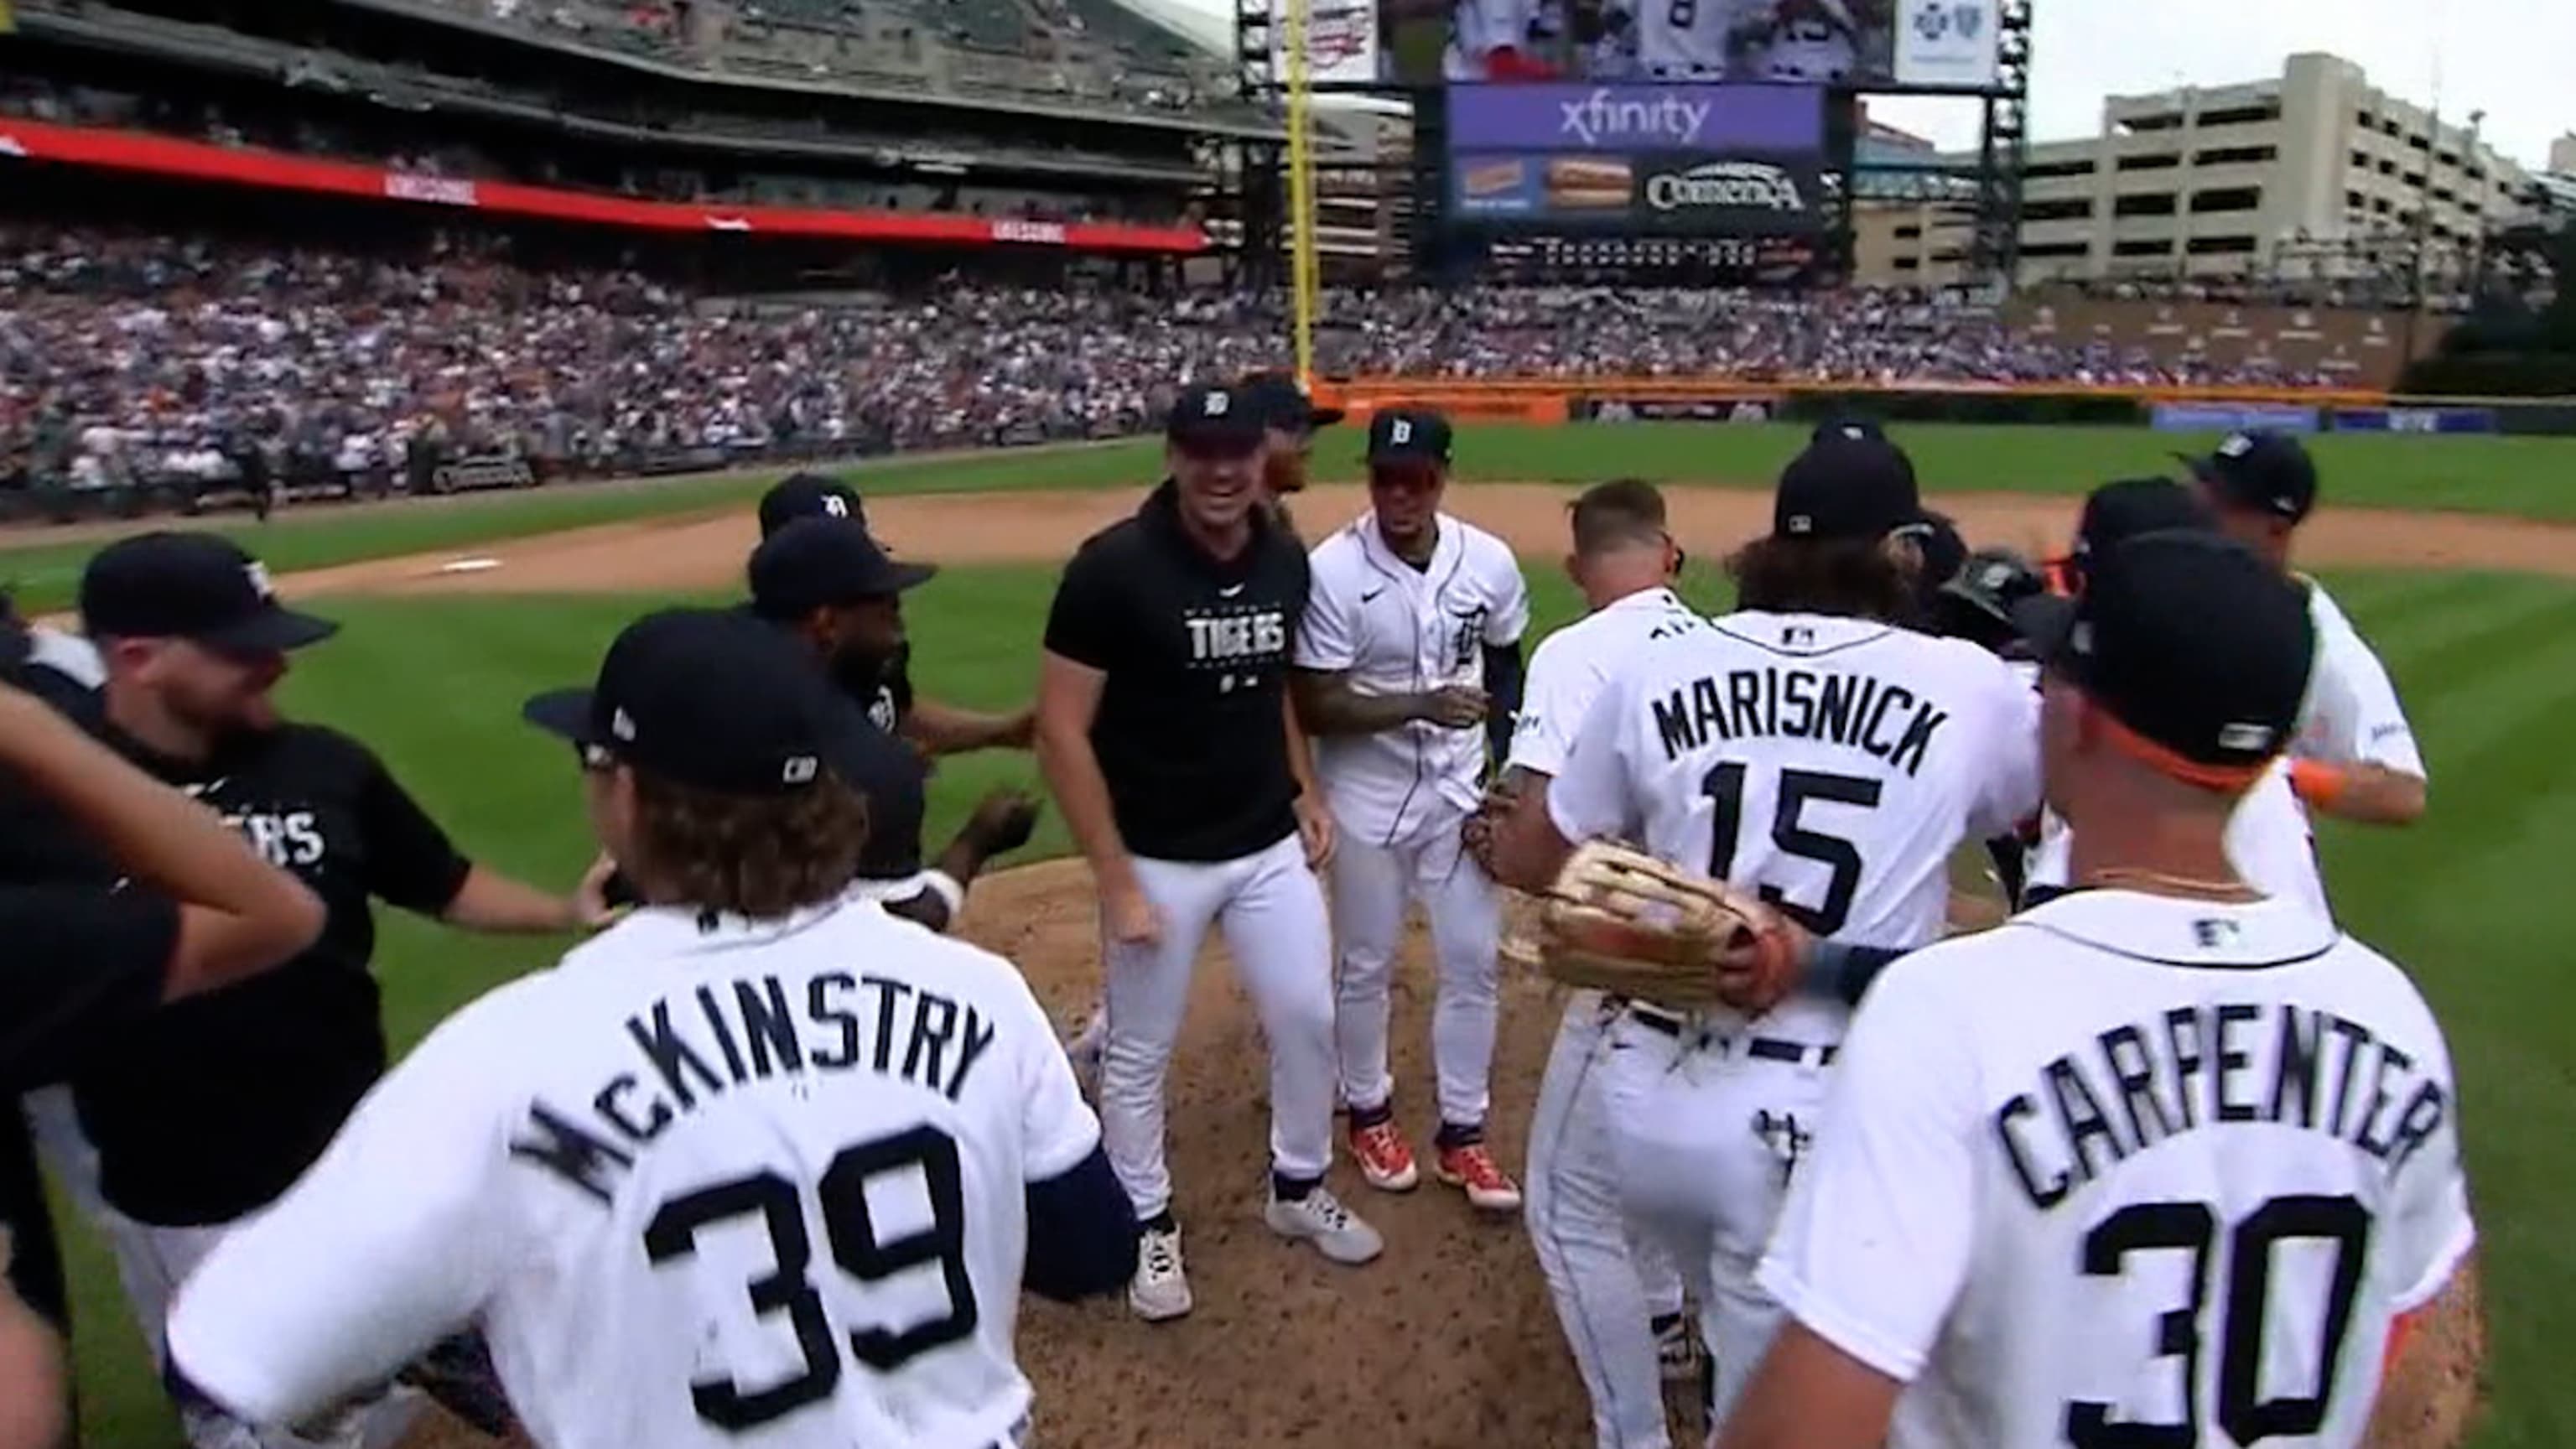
[524,609,909,797]
[2013,532,2314,787]
[1239,371,1345,434]
[2183,431,2319,524]
[1917,509,1968,589]
[2070,478,2214,576]
[1166,382,1266,457]
[80,532,337,654]
[1367,408,1453,467]
[1810,416,1888,445]
[758,472,866,539]
[1772,435,1924,541]
[749,517,936,620]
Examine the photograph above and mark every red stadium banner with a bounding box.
[0,117,1210,256]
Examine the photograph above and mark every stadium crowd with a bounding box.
[3,222,2335,497]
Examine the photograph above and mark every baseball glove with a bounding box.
[1502,839,1800,1010]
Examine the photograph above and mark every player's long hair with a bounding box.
[626,767,872,919]
[1727,535,1920,625]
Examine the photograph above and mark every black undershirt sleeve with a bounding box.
[1482,639,1524,777]
[1021,1145,1140,1303]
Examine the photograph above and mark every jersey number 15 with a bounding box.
[643,1125,979,1431]
[1702,762,1880,935]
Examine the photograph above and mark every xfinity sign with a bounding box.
[1449,84,1824,153]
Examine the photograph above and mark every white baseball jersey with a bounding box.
[1550,610,2041,953]
[1448,0,1542,72]
[2026,578,2421,919]
[168,898,1098,1449]
[1742,0,1860,80]
[1297,512,1528,844]
[1507,585,1706,780]
[1634,0,1733,76]
[2296,579,2425,780]
[1758,889,2475,1449]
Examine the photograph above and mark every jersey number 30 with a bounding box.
[643,1125,977,1431]
[2069,1194,2371,1446]
[1702,763,1880,935]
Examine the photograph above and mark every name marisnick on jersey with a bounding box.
[1650,666,1949,777]
[1995,995,2451,1213]
[508,970,1005,1206]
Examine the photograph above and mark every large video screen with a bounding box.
[1278,0,2000,91]
[1446,84,1830,232]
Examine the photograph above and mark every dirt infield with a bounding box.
[283,481,2576,600]
[330,482,2538,1449]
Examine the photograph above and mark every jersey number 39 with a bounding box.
[644,1125,978,1431]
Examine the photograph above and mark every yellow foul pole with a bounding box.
[1281,0,1319,382]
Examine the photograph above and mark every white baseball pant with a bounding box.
[1601,1007,1836,1435]
[1526,991,1688,1449]
[1329,802,1504,1128]
[1100,831,1339,1220]
[23,1087,423,1449]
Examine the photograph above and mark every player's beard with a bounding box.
[1264,445,1310,497]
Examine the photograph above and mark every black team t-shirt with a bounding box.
[69,723,472,1226]
[1042,480,1308,863]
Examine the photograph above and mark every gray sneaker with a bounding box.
[1263,1186,1384,1265]
[1128,1224,1192,1322]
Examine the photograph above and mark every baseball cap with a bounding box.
[2012,531,2315,787]
[1367,408,1454,467]
[1166,382,1267,457]
[79,532,337,654]
[748,517,937,620]
[2071,478,2215,570]
[523,608,908,797]
[1810,416,1888,445]
[1239,371,1345,434]
[1772,435,1924,541]
[2182,431,2319,524]
[758,472,865,539]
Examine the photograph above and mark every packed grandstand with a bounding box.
[0,0,2536,513]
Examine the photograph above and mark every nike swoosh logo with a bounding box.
[1219,584,1246,598]
[1361,588,1387,603]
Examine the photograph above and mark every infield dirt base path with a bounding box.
[289,481,2576,600]
[331,482,2537,1449]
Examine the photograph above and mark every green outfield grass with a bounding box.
[8,423,2574,612]
[46,552,2576,1449]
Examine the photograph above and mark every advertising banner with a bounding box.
[1892,0,2002,87]
[1447,85,1826,154]
[2149,402,2323,435]
[1450,152,1824,236]
[1270,0,1379,86]
[2330,407,2501,435]
[1576,397,1779,422]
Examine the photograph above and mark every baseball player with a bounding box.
[1491,434,2044,1428]
[1293,408,1530,1210]
[0,672,322,1383]
[1469,479,1702,1449]
[1240,370,1344,522]
[745,517,1041,932]
[1035,382,1376,1324]
[2186,431,2430,828]
[51,532,610,1449]
[167,608,1139,1448]
[1726,0,1868,80]
[2018,479,2333,919]
[1446,0,1559,77]
[1627,0,1731,77]
[758,474,1037,758]
[1721,531,2480,1449]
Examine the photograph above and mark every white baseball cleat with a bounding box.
[1128,1225,1192,1322]
[1263,1187,1384,1265]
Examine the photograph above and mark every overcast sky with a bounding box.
[1867,0,2573,166]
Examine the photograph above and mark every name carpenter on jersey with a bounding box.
[1652,667,1950,778]
[509,971,1005,1206]
[1996,998,2452,1213]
